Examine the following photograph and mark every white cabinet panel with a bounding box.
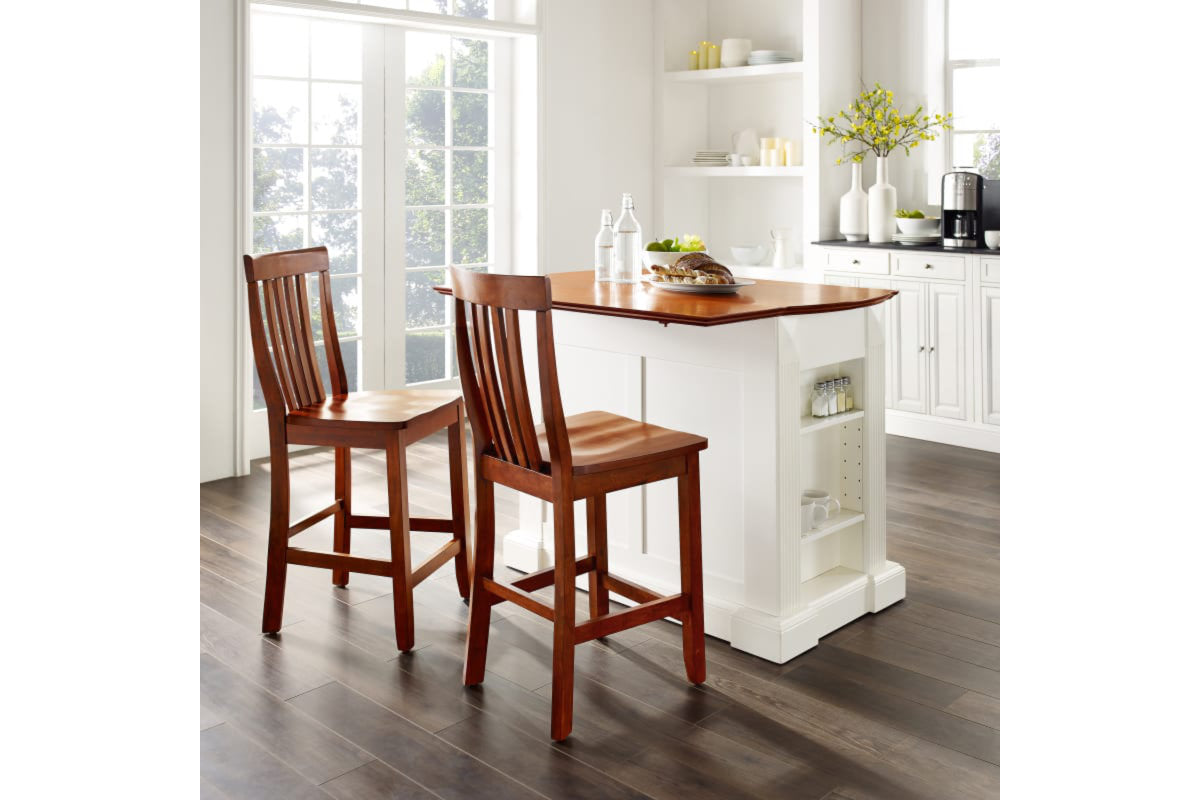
[928,282,968,420]
[892,252,967,281]
[981,257,1001,285]
[824,273,858,287]
[981,286,1000,425]
[825,249,889,275]
[858,277,893,410]
[889,279,926,414]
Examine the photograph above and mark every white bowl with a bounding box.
[730,244,767,265]
[984,230,1000,249]
[720,39,752,68]
[895,217,940,236]
[641,249,707,269]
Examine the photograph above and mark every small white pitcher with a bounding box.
[770,227,795,269]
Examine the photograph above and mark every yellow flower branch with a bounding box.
[809,82,952,165]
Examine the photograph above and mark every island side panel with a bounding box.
[865,302,907,610]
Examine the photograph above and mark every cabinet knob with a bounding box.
[929,346,935,352]
[924,263,933,269]
[851,259,860,265]
[918,345,925,352]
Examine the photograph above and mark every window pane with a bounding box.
[253,13,308,78]
[406,90,445,145]
[316,338,361,394]
[406,329,448,384]
[406,268,448,329]
[455,0,492,19]
[311,213,360,274]
[409,0,449,14]
[311,148,360,210]
[310,21,361,81]
[254,214,305,254]
[949,0,999,60]
[254,147,304,212]
[452,92,488,146]
[407,32,448,87]
[951,66,1000,130]
[452,208,489,264]
[329,275,361,336]
[452,38,489,89]
[407,149,445,205]
[254,79,307,144]
[306,275,323,338]
[311,83,361,145]
[452,150,489,204]
[406,209,446,267]
[952,132,1000,179]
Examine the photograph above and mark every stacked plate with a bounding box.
[892,233,941,246]
[748,50,796,65]
[693,150,730,165]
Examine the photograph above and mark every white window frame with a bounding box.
[236,0,535,468]
[942,0,999,171]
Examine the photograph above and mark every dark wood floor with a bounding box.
[200,434,999,800]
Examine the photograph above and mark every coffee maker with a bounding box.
[941,171,1000,248]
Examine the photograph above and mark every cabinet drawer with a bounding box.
[824,249,889,275]
[892,253,966,281]
[981,258,1001,284]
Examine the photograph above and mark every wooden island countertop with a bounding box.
[436,270,897,327]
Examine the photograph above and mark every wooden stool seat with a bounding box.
[449,267,708,741]
[535,410,707,475]
[243,247,472,653]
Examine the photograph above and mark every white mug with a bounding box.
[801,490,840,532]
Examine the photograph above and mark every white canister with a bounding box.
[720,38,752,67]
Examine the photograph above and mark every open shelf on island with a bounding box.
[664,61,805,85]
[665,165,805,178]
[800,409,864,434]
[799,565,868,606]
[800,507,865,545]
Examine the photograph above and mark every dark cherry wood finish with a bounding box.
[449,267,709,740]
[435,269,896,327]
[243,246,471,651]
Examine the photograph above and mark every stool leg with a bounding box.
[262,438,290,634]
[585,495,609,620]
[386,433,415,652]
[550,496,577,741]
[678,452,706,684]
[448,407,472,600]
[463,474,495,686]
[332,446,351,587]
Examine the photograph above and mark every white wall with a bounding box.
[541,0,655,274]
[200,0,239,482]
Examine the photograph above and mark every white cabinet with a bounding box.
[889,279,927,414]
[821,248,999,452]
[980,285,1000,426]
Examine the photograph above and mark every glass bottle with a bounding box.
[594,209,614,282]
[835,378,847,413]
[811,381,827,418]
[612,193,642,284]
[843,377,854,411]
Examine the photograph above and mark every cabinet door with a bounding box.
[859,277,893,409]
[980,285,1000,425]
[928,282,968,420]
[889,279,926,414]
[824,273,858,287]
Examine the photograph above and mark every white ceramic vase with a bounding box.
[867,155,897,243]
[839,162,868,242]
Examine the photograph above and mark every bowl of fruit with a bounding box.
[642,235,707,269]
[894,209,940,236]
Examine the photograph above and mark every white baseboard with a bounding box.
[886,410,1000,453]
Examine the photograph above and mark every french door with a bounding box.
[243,9,504,460]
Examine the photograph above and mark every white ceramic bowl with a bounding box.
[984,230,1000,249]
[720,39,752,68]
[641,249,707,269]
[730,244,767,265]
[895,217,940,236]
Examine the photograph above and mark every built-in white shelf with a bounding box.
[664,62,805,85]
[798,565,869,606]
[665,165,805,178]
[800,409,865,434]
[800,508,865,545]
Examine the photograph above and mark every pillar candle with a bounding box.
[783,139,797,166]
[698,42,709,69]
[708,43,720,69]
[689,50,699,70]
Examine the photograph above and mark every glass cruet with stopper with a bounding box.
[594,209,614,282]
[611,193,642,284]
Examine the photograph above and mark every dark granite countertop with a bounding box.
[813,239,1000,256]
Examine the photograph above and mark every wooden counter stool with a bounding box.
[243,246,471,652]
[448,267,708,741]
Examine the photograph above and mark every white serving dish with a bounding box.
[895,217,940,236]
[643,276,755,294]
[730,244,767,265]
[641,249,707,269]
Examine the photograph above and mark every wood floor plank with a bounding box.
[833,627,1000,698]
[201,654,374,785]
[200,605,334,701]
[200,723,333,800]
[201,566,299,633]
[786,643,969,712]
[289,681,543,800]
[319,759,438,800]
[945,691,1000,730]
[883,600,1001,647]
[854,614,1000,670]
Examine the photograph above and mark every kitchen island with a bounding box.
[449,271,904,663]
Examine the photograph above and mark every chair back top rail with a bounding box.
[449,267,571,475]
[243,246,348,421]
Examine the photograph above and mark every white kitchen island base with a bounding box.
[500,287,904,665]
